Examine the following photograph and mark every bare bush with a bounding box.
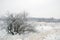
[6,12,35,35]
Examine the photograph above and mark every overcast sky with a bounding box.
[0,0,60,18]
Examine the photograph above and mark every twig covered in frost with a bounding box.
[5,12,36,35]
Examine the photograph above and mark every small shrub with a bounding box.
[6,12,35,35]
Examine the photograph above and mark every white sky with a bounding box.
[0,0,60,18]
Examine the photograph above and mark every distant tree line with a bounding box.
[28,18,60,23]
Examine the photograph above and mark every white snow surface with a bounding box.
[0,22,60,40]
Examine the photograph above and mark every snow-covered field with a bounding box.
[0,21,60,40]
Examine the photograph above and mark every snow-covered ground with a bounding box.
[0,22,60,40]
